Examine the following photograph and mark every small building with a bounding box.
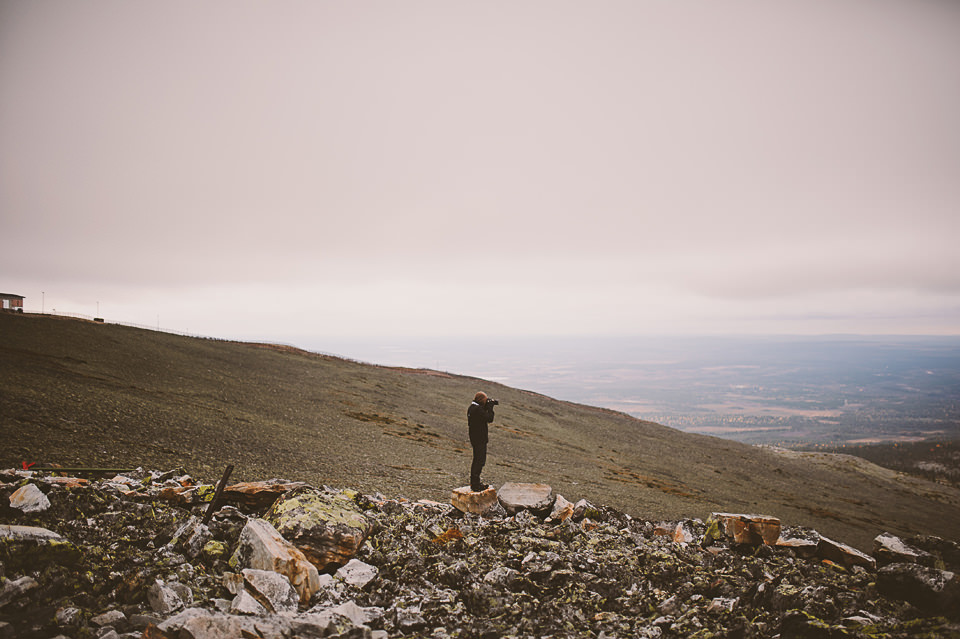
[1,293,24,312]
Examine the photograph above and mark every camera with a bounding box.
[487,399,499,406]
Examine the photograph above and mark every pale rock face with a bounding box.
[873,532,934,567]
[451,485,498,515]
[336,558,379,588]
[264,486,372,573]
[230,518,321,603]
[9,483,50,513]
[497,482,555,515]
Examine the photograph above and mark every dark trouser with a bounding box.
[470,435,487,490]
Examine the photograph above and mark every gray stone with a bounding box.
[91,609,127,628]
[241,568,299,613]
[55,606,82,627]
[873,532,933,567]
[229,589,267,615]
[167,516,213,559]
[0,576,38,608]
[336,558,379,588]
[147,579,184,614]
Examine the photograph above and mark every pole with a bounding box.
[202,464,235,525]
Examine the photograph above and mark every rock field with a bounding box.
[2,467,959,638]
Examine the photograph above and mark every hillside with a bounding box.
[2,312,959,550]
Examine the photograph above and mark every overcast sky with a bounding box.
[2,0,959,344]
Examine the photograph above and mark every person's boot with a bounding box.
[471,477,483,492]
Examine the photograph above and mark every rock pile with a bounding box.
[2,468,959,638]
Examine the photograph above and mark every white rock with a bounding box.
[336,558,378,588]
[9,483,50,513]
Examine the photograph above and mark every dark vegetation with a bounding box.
[2,313,959,550]
[807,440,960,488]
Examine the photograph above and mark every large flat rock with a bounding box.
[497,483,554,515]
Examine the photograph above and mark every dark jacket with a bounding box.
[467,401,494,445]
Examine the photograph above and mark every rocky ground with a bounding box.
[2,467,959,639]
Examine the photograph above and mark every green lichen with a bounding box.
[268,489,370,531]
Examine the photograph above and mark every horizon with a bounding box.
[3,1,959,339]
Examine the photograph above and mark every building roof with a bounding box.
[0,293,24,298]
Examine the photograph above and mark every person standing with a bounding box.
[467,391,496,492]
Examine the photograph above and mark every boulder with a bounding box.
[0,524,81,572]
[817,535,876,570]
[451,486,498,515]
[222,480,309,510]
[230,518,321,603]
[264,486,372,573]
[708,513,781,546]
[9,483,50,513]
[497,482,555,515]
[877,563,960,616]
[873,532,934,567]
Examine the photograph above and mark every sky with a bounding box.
[2,0,959,345]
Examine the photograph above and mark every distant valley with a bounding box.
[317,334,960,448]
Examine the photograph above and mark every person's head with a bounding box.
[474,391,487,405]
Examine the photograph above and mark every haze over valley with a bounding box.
[318,334,960,448]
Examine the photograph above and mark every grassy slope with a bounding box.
[2,312,958,550]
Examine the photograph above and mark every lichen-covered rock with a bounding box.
[264,486,372,573]
[4,466,960,639]
[0,524,81,572]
